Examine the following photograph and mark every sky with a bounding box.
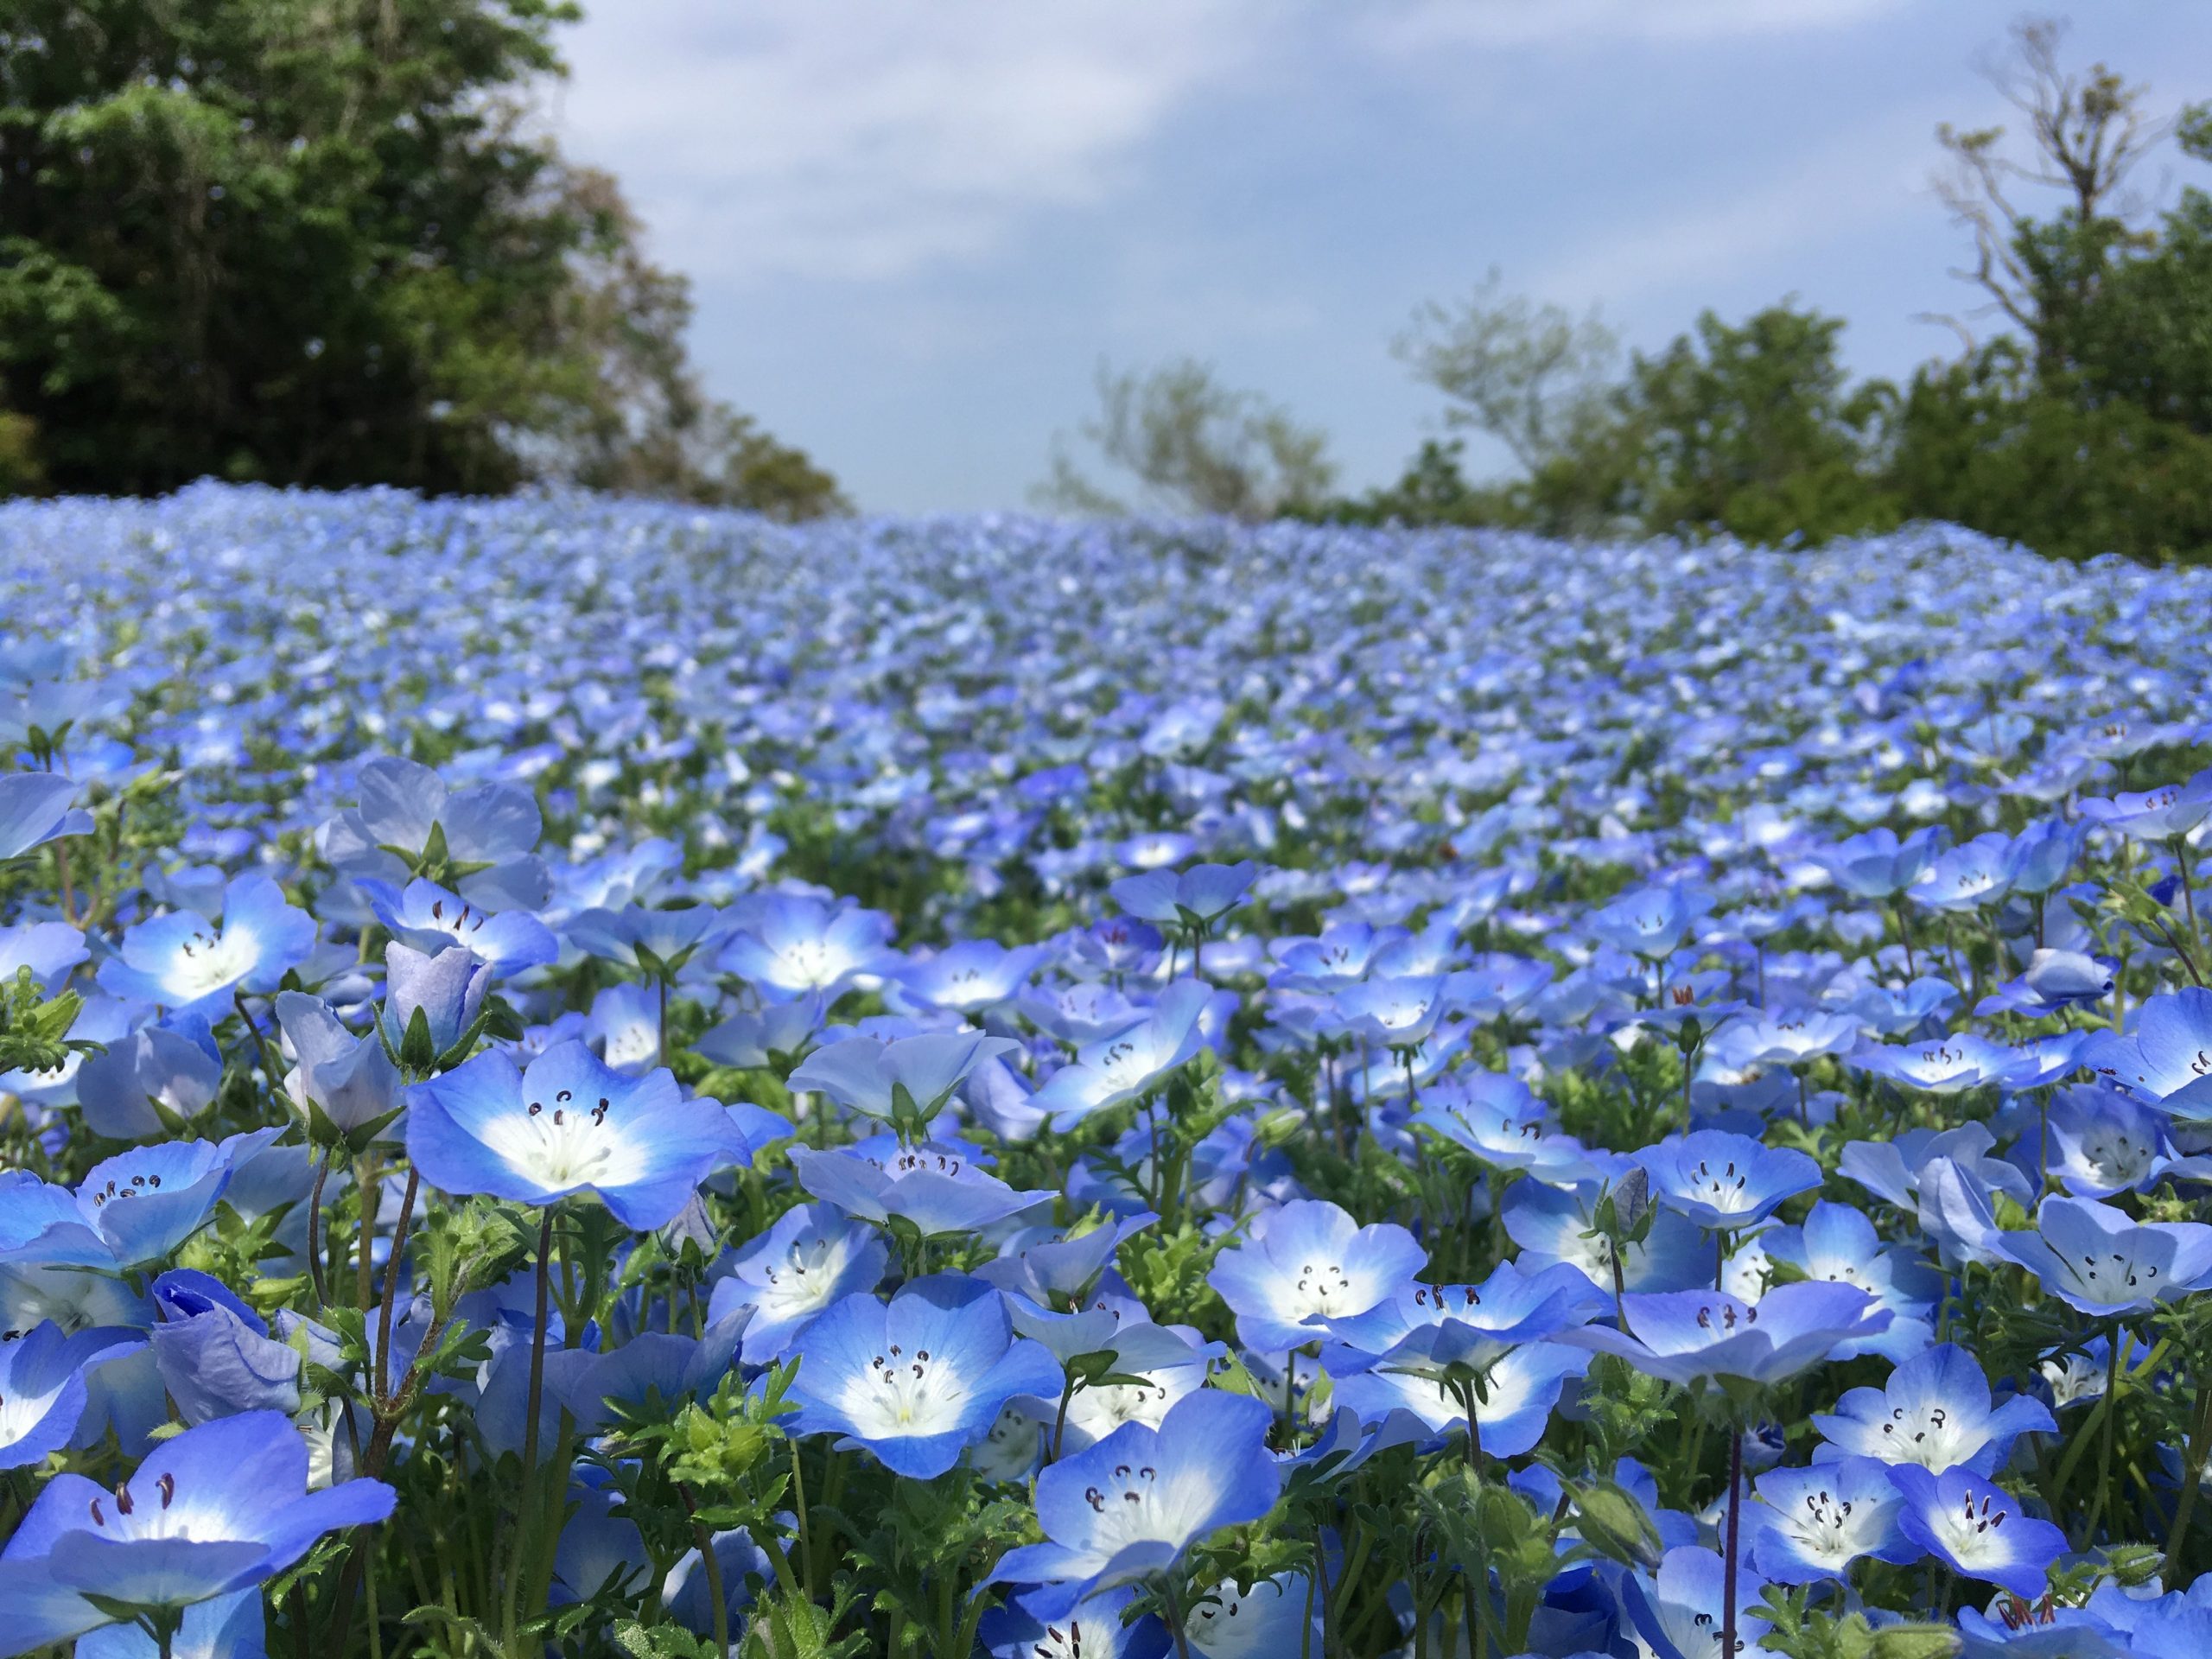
[551,2,2212,513]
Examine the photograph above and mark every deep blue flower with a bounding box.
[1890,1465,2067,1598]
[148,1269,301,1427]
[783,1274,1059,1478]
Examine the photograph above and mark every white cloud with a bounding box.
[553,1,1268,283]
[1369,0,1910,54]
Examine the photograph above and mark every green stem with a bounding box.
[522,1208,554,1478]
[2164,1376,2212,1588]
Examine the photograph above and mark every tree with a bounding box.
[1929,16,2164,368]
[1395,272,1621,475]
[1622,305,1900,544]
[0,0,841,512]
[1038,358,1335,520]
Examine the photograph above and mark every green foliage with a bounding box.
[0,1,842,514]
[1039,356,1337,520]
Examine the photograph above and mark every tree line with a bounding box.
[0,1,846,518]
[1045,19,2212,563]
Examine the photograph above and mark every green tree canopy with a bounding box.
[0,0,843,515]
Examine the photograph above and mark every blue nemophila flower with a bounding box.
[2081,987,2212,1119]
[1814,826,1945,899]
[1910,833,2017,912]
[1718,1007,1860,1068]
[1745,1457,1915,1585]
[274,991,400,1141]
[2078,771,2212,842]
[783,1274,1058,1478]
[2038,1329,2155,1410]
[406,1040,738,1230]
[788,1031,1022,1123]
[1848,1034,2012,1095]
[358,877,557,976]
[1976,949,2116,1018]
[1327,1338,1588,1455]
[976,1213,1155,1311]
[319,755,549,910]
[97,874,315,1018]
[1501,1176,1713,1294]
[381,941,492,1058]
[1109,861,1255,931]
[1028,981,1213,1131]
[1410,1072,1607,1182]
[148,1269,301,1427]
[1814,1344,2056,1473]
[1839,1122,2035,1213]
[894,939,1047,1014]
[0,1322,143,1470]
[1206,1198,1426,1354]
[76,1021,225,1141]
[1621,1546,1775,1659]
[71,1587,265,1659]
[708,1201,888,1363]
[1268,923,1404,993]
[2040,1086,2212,1196]
[1183,1568,1323,1658]
[1327,974,1449,1049]
[1999,1196,2212,1314]
[980,1584,1170,1659]
[0,771,88,860]
[60,1134,275,1272]
[1890,1465,2067,1598]
[1555,1283,1891,1387]
[1756,1202,1939,1363]
[1588,884,1712,958]
[989,1389,1281,1620]
[787,1136,1052,1239]
[717,893,899,1004]
[564,901,727,974]
[1319,1259,1609,1371]
[1635,1129,1821,1231]
[0,1409,394,1656]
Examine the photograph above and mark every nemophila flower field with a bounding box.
[6,483,2212,1659]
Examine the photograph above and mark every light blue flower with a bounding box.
[980,1585,1169,1659]
[1999,1196,2212,1315]
[989,1389,1281,1620]
[707,1202,888,1363]
[97,874,316,1018]
[76,1020,226,1141]
[1814,1344,2056,1473]
[1554,1283,1891,1387]
[717,893,899,1005]
[1756,1202,1938,1363]
[359,876,557,976]
[1744,1457,1915,1585]
[406,1040,738,1230]
[1206,1198,1426,1354]
[1028,981,1213,1131]
[0,772,90,861]
[894,939,1047,1013]
[1635,1129,1821,1231]
[788,1030,1023,1123]
[0,1322,143,1470]
[0,1410,393,1656]
[783,1274,1059,1478]
[148,1269,302,1427]
[1328,1339,1589,1456]
[787,1136,1053,1239]
[1501,1175,1713,1294]
[1620,1546,1776,1659]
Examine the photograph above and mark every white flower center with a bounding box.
[167,925,261,999]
